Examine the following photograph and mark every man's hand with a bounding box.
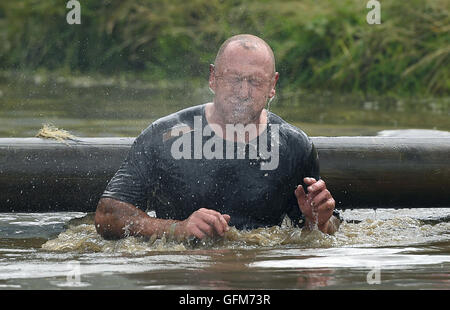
[294,177,336,234]
[176,208,231,240]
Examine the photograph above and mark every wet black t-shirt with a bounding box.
[102,103,322,230]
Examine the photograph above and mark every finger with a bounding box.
[303,177,317,185]
[311,189,331,208]
[307,180,328,205]
[223,214,231,224]
[307,179,326,194]
[197,220,215,238]
[200,209,229,235]
[295,185,314,219]
[317,198,335,213]
[200,208,227,224]
[201,209,229,231]
[199,212,228,236]
[294,184,307,207]
[316,198,335,225]
[191,226,206,239]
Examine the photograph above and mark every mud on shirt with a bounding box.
[102,103,330,230]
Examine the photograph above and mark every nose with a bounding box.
[237,78,251,99]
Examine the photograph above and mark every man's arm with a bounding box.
[94,197,231,240]
[94,197,176,240]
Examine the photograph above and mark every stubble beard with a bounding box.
[224,98,260,125]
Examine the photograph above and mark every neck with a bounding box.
[205,102,268,143]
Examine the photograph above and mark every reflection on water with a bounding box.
[0,71,449,137]
[0,210,449,289]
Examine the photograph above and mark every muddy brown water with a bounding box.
[0,209,449,289]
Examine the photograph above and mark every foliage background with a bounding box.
[0,0,449,97]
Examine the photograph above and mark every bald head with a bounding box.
[214,34,276,75]
[208,34,280,126]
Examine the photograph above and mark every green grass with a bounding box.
[0,0,449,97]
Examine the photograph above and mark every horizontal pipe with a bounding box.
[0,137,449,212]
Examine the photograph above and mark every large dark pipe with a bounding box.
[0,137,449,212]
[313,137,449,209]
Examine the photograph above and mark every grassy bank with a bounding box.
[0,0,449,97]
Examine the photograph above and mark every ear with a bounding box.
[269,72,279,98]
[209,64,216,92]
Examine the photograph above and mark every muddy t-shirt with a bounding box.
[102,103,323,230]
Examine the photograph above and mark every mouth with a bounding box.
[229,97,252,108]
[224,100,255,124]
[230,101,252,114]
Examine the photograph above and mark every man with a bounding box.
[95,34,341,241]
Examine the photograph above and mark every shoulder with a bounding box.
[136,104,205,144]
[153,104,204,129]
[269,112,314,151]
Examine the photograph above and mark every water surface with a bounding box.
[0,209,449,289]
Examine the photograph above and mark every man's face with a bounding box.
[210,43,278,125]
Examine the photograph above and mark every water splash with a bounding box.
[41,215,450,254]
